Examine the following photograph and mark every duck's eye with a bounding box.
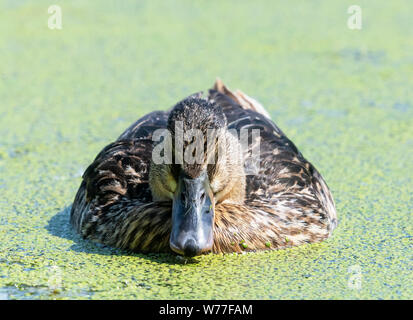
[200,191,206,202]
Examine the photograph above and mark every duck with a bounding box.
[70,79,337,257]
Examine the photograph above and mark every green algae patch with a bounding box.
[0,1,412,299]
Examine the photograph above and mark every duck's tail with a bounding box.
[212,78,271,119]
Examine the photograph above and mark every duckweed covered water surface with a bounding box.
[0,0,412,299]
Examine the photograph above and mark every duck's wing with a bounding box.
[71,94,199,251]
[70,137,175,252]
[79,105,175,214]
[208,79,337,248]
[70,139,154,233]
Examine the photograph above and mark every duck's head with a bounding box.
[149,97,246,256]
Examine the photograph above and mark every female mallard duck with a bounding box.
[70,79,337,257]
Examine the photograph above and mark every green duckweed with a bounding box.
[0,0,411,300]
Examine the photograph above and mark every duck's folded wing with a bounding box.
[70,139,154,233]
[208,79,337,238]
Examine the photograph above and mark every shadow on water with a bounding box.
[46,206,199,265]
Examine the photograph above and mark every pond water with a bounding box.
[0,0,411,299]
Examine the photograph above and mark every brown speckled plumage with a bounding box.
[70,79,337,254]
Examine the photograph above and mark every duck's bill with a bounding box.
[170,172,214,257]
